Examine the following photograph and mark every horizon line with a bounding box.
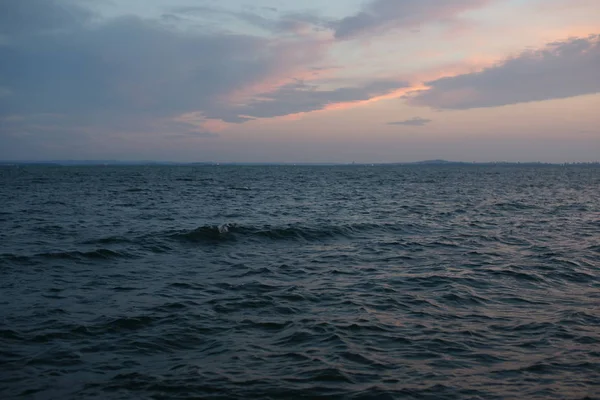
[1,159,599,166]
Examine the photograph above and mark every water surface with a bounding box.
[1,165,599,399]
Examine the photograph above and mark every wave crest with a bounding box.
[168,222,408,243]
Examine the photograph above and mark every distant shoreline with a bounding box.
[1,160,599,167]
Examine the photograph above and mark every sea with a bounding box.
[0,165,599,399]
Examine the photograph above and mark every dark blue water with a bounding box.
[1,165,599,399]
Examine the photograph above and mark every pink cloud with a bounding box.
[409,34,600,109]
[225,38,335,105]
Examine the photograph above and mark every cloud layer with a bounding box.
[238,80,408,119]
[0,0,420,142]
[1,0,598,161]
[388,117,432,126]
[0,0,339,138]
[0,0,93,35]
[333,0,492,39]
[410,35,600,109]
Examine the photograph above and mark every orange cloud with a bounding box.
[322,85,427,111]
[250,57,499,121]
[250,84,423,123]
[184,26,600,129]
[259,31,600,119]
[225,38,336,105]
[227,65,339,105]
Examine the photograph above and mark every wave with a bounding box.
[81,236,135,245]
[168,222,409,243]
[17,224,574,265]
[229,186,251,191]
[35,249,133,260]
[491,201,541,211]
[169,224,235,242]
[0,253,34,264]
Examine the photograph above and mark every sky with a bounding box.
[0,0,599,163]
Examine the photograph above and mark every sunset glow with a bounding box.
[1,0,599,162]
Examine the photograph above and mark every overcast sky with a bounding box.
[1,0,599,162]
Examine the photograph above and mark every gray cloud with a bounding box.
[0,15,277,118]
[0,0,341,143]
[0,0,93,35]
[0,0,415,158]
[172,1,490,40]
[409,35,600,109]
[388,117,432,126]
[171,5,329,34]
[333,0,491,39]
[237,80,409,119]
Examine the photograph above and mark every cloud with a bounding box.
[409,34,600,109]
[171,5,329,35]
[175,130,219,139]
[333,0,492,39]
[173,1,490,40]
[0,0,419,157]
[0,0,94,36]
[0,0,340,145]
[236,80,409,119]
[0,15,281,117]
[388,117,432,126]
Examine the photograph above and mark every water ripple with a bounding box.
[1,165,599,399]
